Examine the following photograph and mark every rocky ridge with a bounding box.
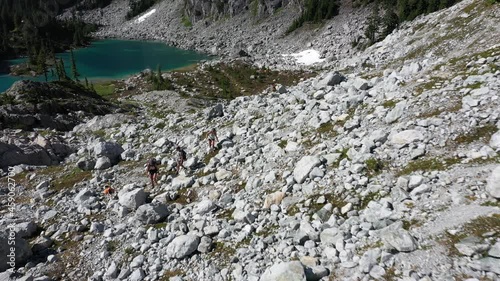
[1,0,500,281]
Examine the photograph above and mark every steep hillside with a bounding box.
[1,0,500,281]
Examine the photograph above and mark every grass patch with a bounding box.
[152,222,168,229]
[359,191,382,210]
[402,219,422,230]
[308,193,347,214]
[397,157,461,176]
[106,240,120,252]
[50,168,92,191]
[216,207,235,220]
[480,201,500,207]
[440,214,500,256]
[382,100,397,108]
[451,124,497,145]
[207,241,236,266]
[169,60,315,100]
[418,101,462,118]
[203,150,218,165]
[365,158,385,177]
[414,77,446,95]
[160,269,185,281]
[382,266,401,281]
[172,187,198,205]
[181,14,192,27]
[94,129,106,138]
[93,81,116,97]
[316,122,337,138]
[278,139,288,149]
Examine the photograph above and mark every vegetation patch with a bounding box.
[316,122,337,138]
[160,269,185,281]
[402,219,422,230]
[365,158,385,177]
[50,168,92,191]
[308,193,347,214]
[106,240,120,252]
[382,100,397,108]
[217,207,235,220]
[172,187,198,205]
[168,60,314,100]
[397,157,461,176]
[278,139,288,149]
[181,14,192,27]
[93,81,116,97]
[450,124,497,145]
[207,241,236,266]
[359,191,382,210]
[439,214,500,256]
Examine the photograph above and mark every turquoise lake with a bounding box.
[0,39,210,93]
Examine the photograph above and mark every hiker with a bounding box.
[145,158,159,187]
[206,128,219,151]
[175,146,187,175]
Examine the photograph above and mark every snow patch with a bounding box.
[136,9,156,23]
[283,49,325,65]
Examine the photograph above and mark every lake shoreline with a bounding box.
[0,39,211,93]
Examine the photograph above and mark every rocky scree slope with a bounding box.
[68,0,368,65]
[2,0,500,281]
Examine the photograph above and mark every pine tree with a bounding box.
[70,49,80,82]
[85,77,89,89]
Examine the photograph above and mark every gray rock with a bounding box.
[488,242,500,258]
[118,188,147,210]
[208,104,224,120]
[94,156,111,170]
[486,166,500,199]
[77,157,96,171]
[232,209,255,223]
[166,235,200,259]
[390,130,424,146]
[14,221,38,238]
[381,225,417,252]
[129,268,146,281]
[135,202,169,224]
[260,261,306,281]
[0,231,32,272]
[470,257,500,275]
[489,131,500,151]
[320,228,342,246]
[93,141,123,164]
[316,72,345,88]
[194,199,216,215]
[385,101,406,124]
[171,176,195,190]
[304,265,329,281]
[293,156,322,184]
[197,236,213,253]
[105,261,119,278]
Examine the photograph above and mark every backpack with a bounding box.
[147,159,157,171]
[180,150,187,161]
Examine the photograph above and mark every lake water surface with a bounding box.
[0,39,210,92]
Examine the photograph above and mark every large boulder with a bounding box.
[207,104,224,120]
[165,235,200,259]
[293,156,322,184]
[171,176,195,190]
[94,156,111,170]
[0,142,52,170]
[135,202,169,224]
[93,142,124,164]
[194,199,216,215]
[260,261,306,281]
[385,101,406,124]
[315,72,345,89]
[390,130,424,146]
[380,225,417,252]
[0,231,33,272]
[486,166,500,199]
[118,188,147,210]
[14,222,38,238]
[490,131,500,151]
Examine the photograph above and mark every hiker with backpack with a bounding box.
[145,158,159,188]
[175,146,187,175]
[206,128,219,152]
